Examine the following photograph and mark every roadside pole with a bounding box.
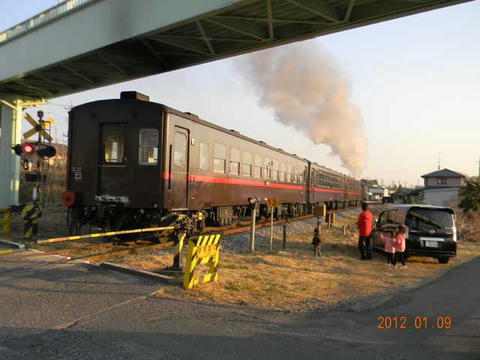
[266,198,277,253]
[315,203,326,231]
[250,207,256,253]
[270,206,274,252]
[248,197,258,253]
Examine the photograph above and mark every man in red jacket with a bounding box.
[357,202,373,260]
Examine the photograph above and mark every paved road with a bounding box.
[0,248,478,359]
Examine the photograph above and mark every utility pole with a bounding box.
[476,156,480,178]
[248,197,258,252]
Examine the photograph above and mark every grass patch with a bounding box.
[225,281,241,292]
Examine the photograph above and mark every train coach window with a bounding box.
[139,129,158,165]
[243,152,252,177]
[199,142,209,170]
[272,160,278,181]
[280,162,286,182]
[254,155,262,178]
[174,132,187,168]
[265,158,272,179]
[214,143,226,173]
[300,167,307,184]
[230,148,240,175]
[286,164,292,183]
[103,125,124,163]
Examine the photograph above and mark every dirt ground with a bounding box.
[115,210,480,312]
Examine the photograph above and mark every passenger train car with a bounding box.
[64,92,361,232]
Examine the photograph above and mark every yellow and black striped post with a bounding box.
[0,208,11,235]
[172,230,187,270]
[183,234,221,290]
[21,203,41,240]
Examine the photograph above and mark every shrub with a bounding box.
[458,178,480,214]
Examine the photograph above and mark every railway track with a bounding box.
[206,214,315,236]
[22,206,359,265]
[207,206,358,235]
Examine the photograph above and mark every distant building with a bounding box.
[390,186,422,204]
[361,179,389,201]
[421,168,465,207]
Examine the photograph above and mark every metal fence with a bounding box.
[0,0,97,44]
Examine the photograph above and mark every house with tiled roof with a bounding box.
[421,168,465,206]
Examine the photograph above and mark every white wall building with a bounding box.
[421,168,465,207]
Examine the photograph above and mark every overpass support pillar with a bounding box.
[0,98,46,207]
[0,100,22,208]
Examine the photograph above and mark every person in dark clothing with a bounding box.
[312,228,322,257]
[357,202,373,260]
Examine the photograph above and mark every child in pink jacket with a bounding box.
[394,225,407,269]
[380,231,396,268]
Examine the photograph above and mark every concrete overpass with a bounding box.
[0,0,473,207]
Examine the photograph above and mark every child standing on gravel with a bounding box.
[312,228,322,257]
[394,225,407,269]
[380,230,395,268]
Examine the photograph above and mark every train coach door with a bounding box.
[170,127,190,209]
[97,124,130,199]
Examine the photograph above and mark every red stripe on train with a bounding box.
[162,172,361,196]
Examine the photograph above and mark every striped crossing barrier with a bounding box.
[21,203,41,240]
[0,248,24,256]
[0,208,10,235]
[183,234,221,290]
[36,226,176,244]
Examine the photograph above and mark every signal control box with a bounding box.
[24,172,47,183]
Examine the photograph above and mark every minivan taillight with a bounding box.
[452,226,457,242]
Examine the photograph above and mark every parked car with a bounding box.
[372,205,457,264]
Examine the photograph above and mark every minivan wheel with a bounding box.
[438,257,449,264]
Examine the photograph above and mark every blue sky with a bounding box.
[1,0,479,186]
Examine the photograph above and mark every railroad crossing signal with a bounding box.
[12,143,36,156]
[12,142,56,159]
[23,112,53,142]
[12,111,56,159]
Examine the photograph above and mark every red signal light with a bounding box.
[12,143,37,156]
[23,144,35,153]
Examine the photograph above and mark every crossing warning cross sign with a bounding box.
[23,112,53,142]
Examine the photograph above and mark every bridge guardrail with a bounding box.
[0,0,97,44]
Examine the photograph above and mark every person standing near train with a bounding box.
[394,225,407,269]
[357,202,373,260]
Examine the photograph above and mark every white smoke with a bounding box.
[240,43,367,176]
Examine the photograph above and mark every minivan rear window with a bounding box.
[406,209,453,232]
